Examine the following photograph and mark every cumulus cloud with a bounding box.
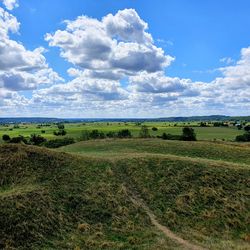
[1,0,18,10]
[1,7,250,117]
[0,7,63,95]
[45,8,173,78]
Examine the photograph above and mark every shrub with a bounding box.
[89,130,105,139]
[41,130,46,134]
[139,126,150,138]
[2,134,10,142]
[106,131,117,138]
[54,129,67,136]
[161,133,182,140]
[199,122,207,127]
[181,127,197,141]
[57,123,65,130]
[235,133,250,142]
[244,125,250,132]
[237,124,243,130]
[152,127,158,131]
[30,134,47,145]
[117,129,132,138]
[9,136,27,144]
[43,138,75,148]
[80,130,90,141]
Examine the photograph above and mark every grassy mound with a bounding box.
[114,156,250,242]
[0,144,175,249]
[59,139,250,165]
[0,141,249,249]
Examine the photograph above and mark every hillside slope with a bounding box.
[0,141,250,249]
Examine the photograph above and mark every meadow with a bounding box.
[0,138,249,249]
[0,121,246,142]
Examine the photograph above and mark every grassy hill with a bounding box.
[0,139,249,249]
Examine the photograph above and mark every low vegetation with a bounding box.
[0,138,249,249]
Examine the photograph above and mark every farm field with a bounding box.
[0,122,245,142]
[0,139,249,249]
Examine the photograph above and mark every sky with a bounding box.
[0,0,250,118]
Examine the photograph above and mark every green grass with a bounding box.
[0,122,245,142]
[0,139,249,249]
[59,138,250,165]
[0,144,177,249]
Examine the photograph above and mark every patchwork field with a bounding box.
[0,139,249,249]
[0,122,245,142]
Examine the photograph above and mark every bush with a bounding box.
[57,123,65,130]
[80,130,90,141]
[43,138,75,148]
[41,130,46,134]
[9,136,27,144]
[152,127,158,131]
[237,124,243,130]
[139,126,150,138]
[89,130,105,139]
[54,129,67,136]
[106,131,117,138]
[181,127,197,141]
[29,134,47,145]
[161,133,182,140]
[235,133,250,142]
[199,122,207,127]
[117,129,132,138]
[2,134,10,142]
[244,125,250,132]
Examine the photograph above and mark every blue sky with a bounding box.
[1,0,250,117]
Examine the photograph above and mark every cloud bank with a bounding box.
[0,6,249,117]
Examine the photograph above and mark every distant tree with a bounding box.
[30,134,47,145]
[181,127,197,141]
[161,133,182,140]
[54,129,67,136]
[139,125,150,138]
[106,131,117,138]
[244,125,250,132]
[152,127,158,131]
[2,134,10,142]
[199,122,207,127]
[57,123,65,130]
[237,124,243,130]
[9,136,27,144]
[13,124,20,129]
[235,133,250,142]
[89,129,105,139]
[41,130,46,134]
[43,137,75,148]
[80,130,90,141]
[117,129,132,138]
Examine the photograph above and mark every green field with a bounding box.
[0,122,245,142]
[1,138,249,249]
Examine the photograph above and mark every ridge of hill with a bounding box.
[0,141,249,249]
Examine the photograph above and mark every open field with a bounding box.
[0,139,249,249]
[0,122,246,142]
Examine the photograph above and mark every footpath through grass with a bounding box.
[1,139,249,249]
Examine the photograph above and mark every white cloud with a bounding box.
[0,7,63,94]
[220,57,234,65]
[2,0,18,10]
[1,7,250,117]
[45,8,173,77]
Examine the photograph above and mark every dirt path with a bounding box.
[129,192,207,250]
